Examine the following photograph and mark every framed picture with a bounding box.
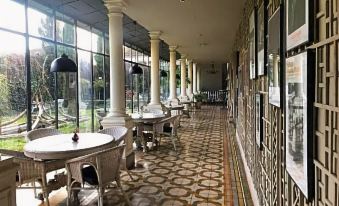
[257,2,266,76]
[285,51,314,199]
[268,7,282,107]
[286,0,310,50]
[249,9,256,79]
[255,93,263,149]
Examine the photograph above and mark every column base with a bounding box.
[179,96,189,102]
[101,115,135,168]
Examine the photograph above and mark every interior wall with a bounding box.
[227,0,339,206]
[199,63,223,91]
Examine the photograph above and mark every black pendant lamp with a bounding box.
[160,70,167,77]
[129,63,143,75]
[50,54,77,73]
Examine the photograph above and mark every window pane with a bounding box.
[29,38,55,129]
[28,2,54,39]
[0,31,26,143]
[0,0,25,32]
[125,62,132,113]
[78,50,92,132]
[105,56,110,112]
[141,66,150,105]
[77,26,91,50]
[56,19,75,45]
[92,30,103,53]
[131,49,137,62]
[56,46,77,133]
[93,54,104,130]
[104,36,109,55]
[137,51,143,64]
[124,46,131,61]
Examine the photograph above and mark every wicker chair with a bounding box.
[65,145,131,206]
[98,126,133,180]
[98,126,128,146]
[26,128,61,141]
[142,115,181,152]
[0,149,64,206]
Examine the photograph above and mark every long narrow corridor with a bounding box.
[16,107,252,206]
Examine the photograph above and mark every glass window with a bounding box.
[56,45,77,133]
[137,51,143,64]
[124,46,131,61]
[93,54,104,130]
[104,35,109,55]
[28,1,54,39]
[0,30,26,141]
[56,18,75,45]
[92,29,103,53]
[141,66,150,105]
[105,56,110,112]
[77,50,92,132]
[0,0,25,32]
[77,26,91,50]
[131,48,137,62]
[29,38,55,128]
[125,62,132,113]
[143,54,149,66]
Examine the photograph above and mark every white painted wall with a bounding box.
[199,63,223,91]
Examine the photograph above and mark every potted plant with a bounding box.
[193,93,207,109]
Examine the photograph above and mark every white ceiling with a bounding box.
[124,0,245,64]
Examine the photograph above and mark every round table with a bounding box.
[24,133,115,160]
[131,113,167,123]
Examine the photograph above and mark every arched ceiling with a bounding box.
[123,0,245,64]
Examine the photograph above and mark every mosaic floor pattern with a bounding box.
[17,106,241,206]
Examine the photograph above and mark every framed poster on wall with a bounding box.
[249,9,256,79]
[285,51,314,199]
[255,93,263,149]
[268,8,282,107]
[286,0,310,50]
[257,2,265,76]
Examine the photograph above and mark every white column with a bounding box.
[193,62,197,94]
[187,60,193,98]
[102,0,134,168]
[168,45,179,103]
[197,67,201,92]
[180,57,187,100]
[148,31,162,106]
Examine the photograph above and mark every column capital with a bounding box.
[180,54,187,61]
[187,59,193,63]
[149,31,162,40]
[104,0,127,15]
[169,45,178,52]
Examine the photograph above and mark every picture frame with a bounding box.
[285,51,315,199]
[257,2,266,76]
[249,9,257,79]
[286,0,311,50]
[268,7,282,107]
[255,93,263,149]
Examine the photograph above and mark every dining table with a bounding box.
[24,133,115,160]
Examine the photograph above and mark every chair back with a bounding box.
[154,115,180,134]
[26,128,61,141]
[65,145,125,186]
[98,126,128,146]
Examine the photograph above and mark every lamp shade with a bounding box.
[160,70,167,77]
[50,54,77,73]
[129,63,143,74]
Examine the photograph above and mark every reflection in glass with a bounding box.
[29,38,55,129]
[77,26,91,50]
[93,54,104,130]
[78,50,92,132]
[0,31,26,137]
[56,19,75,45]
[0,0,25,32]
[28,2,54,39]
[57,46,77,133]
[92,30,103,53]
[125,62,132,113]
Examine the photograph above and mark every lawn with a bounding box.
[0,136,26,152]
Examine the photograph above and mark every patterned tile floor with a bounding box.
[16,106,248,206]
